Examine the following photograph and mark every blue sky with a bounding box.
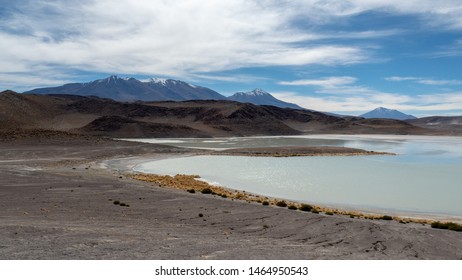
[1,0,462,116]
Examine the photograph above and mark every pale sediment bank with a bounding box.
[211,146,395,157]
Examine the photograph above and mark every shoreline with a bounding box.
[2,137,462,259]
[108,153,462,225]
[128,171,462,225]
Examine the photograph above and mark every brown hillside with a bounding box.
[1,91,451,137]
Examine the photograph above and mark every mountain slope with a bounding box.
[227,89,304,109]
[76,115,210,138]
[25,76,226,102]
[360,107,416,120]
[146,78,225,101]
[1,90,448,138]
[407,116,462,134]
[0,90,57,130]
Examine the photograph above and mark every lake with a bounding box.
[128,135,462,219]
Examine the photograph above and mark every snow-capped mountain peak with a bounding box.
[227,88,303,109]
[149,77,196,87]
[149,78,169,86]
[96,75,133,84]
[248,88,269,96]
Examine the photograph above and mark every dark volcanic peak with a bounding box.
[25,76,226,102]
[227,88,304,110]
[360,107,417,120]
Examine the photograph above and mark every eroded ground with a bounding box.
[1,138,461,259]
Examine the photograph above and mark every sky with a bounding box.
[1,0,462,117]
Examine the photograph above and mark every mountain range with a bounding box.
[25,76,225,102]
[360,107,417,120]
[24,76,437,121]
[25,76,303,109]
[2,89,444,138]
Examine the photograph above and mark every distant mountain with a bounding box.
[25,76,226,102]
[360,107,417,120]
[227,89,304,109]
[25,77,306,109]
[407,116,462,134]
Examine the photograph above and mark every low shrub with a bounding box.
[262,201,269,206]
[448,223,462,231]
[198,213,203,217]
[113,200,120,205]
[431,221,441,228]
[201,188,212,194]
[276,201,287,207]
[325,212,334,216]
[119,202,127,207]
[298,204,313,212]
[381,215,393,221]
[431,221,462,232]
[311,210,319,214]
[287,205,297,210]
[187,189,195,193]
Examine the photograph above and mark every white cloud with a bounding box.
[273,90,462,115]
[274,75,417,112]
[434,39,462,57]
[278,76,380,96]
[2,0,462,89]
[386,76,462,86]
[278,76,357,87]
[0,0,373,89]
[274,74,462,114]
[290,0,462,29]
[0,72,72,91]
[385,76,421,82]
[418,79,462,86]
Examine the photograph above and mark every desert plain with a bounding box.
[1,132,461,260]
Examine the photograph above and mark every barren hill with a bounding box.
[0,90,447,138]
[407,116,462,135]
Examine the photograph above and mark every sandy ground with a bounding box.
[1,138,461,259]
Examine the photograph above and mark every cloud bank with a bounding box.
[1,0,462,89]
[276,74,462,115]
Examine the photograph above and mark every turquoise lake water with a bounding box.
[129,135,462,218]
